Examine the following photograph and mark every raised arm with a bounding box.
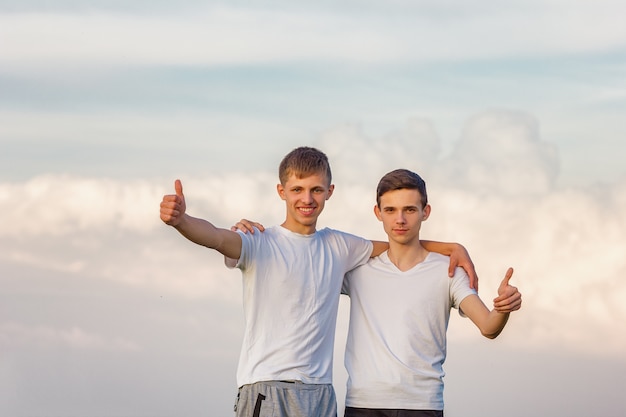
[421,240,478,290]
[160,179,242,260]
[459,267,522,339]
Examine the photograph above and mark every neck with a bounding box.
[387,242,429,272]
[281,220,317,235]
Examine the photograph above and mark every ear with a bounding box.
[326,184,335,200]
[374,204,382,221]
[422,204,431,220]
[277,183,286,200]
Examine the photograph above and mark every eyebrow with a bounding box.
[382,205,419,210]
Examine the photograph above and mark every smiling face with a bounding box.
[277,172,334,235]
[374,188,430,246]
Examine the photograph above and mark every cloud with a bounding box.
[320,118,442,188]
[0,9,402,76]
[436,110,560,195]
[2,2,626,77]
[0,171,282,238]
[0,175,162,236]
[0,172,278,299]
[0,322,141,352]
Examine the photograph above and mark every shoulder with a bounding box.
[344,261,379,291]
[447,264,474,298]
[347,252,388,276]
[238,225,282,245]
[319,227,368,242]
[321,228,373,254]
[424,251,451,266]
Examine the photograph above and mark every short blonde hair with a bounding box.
[278,147,332,186]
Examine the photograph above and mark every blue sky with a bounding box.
[2,0,626,184]
[1,1,626,416]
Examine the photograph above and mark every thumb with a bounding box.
[500,267,514,287]
[175,179,184,197]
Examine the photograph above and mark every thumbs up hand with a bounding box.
[160,179,187,226]
[493,267,522,313]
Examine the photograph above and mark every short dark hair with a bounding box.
[376,169,428,208]
[279,147,332,186]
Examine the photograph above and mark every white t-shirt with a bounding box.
[234,225,373,387]
[342,251,477,410]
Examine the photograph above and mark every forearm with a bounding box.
[462,294,510,339]
[479,310,510,339]
[174,214,240,258]
[420,240,456,255]
[174,214,220,246]
[370,240,389,257]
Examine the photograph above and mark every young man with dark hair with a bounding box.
[342,169,522,417]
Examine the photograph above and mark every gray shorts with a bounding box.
[234,380,337,417]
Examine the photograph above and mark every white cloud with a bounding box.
[436,110,560,195]
[0,9,402,75]
[1,2,625,76]
[437,179,626,356]
[320,118,442,188]
[0,174,162,236]
[0,172,279,299]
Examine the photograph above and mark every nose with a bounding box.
[395,212,406,224]
[301,191,314,204]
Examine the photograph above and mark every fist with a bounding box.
[160,179,186,226]
[494,267,522,313]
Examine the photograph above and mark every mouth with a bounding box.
[298,207,316,216]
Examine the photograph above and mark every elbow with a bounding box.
[481,328,503,339]
[480,313,509,339]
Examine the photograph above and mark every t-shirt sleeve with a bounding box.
[342,232,374,271]
[449,266,478,317]
[233,228,256,270]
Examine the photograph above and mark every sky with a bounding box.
[1,1,626,416]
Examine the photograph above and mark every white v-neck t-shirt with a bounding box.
[342,251,476,410]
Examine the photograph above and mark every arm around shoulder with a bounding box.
[370,240,389,257]
[421,240,478,289]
